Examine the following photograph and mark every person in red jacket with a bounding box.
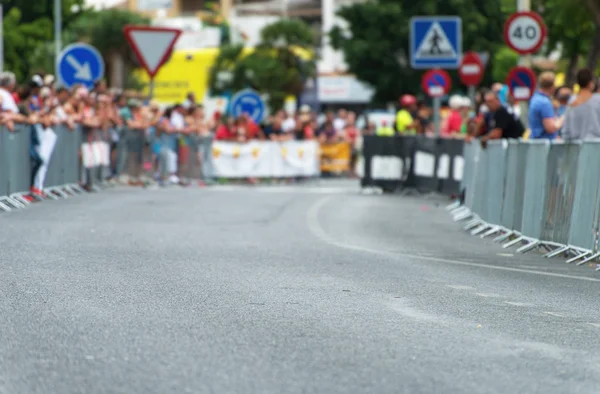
[215,116,236,140]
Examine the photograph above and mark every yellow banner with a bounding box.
[320,143,351,172]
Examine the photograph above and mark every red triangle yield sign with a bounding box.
[123,25,182,78]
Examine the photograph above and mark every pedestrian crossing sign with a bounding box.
[410,16,462,69]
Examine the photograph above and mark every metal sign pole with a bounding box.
[433,97,441,137]
[54,0,62,72]
[468,85,476,108]
[148,79,155,100]
[517,0,532,126]
[0,5,4,73]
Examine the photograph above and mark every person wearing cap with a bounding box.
[443,95,463,136]
[458,96,473,136]
[28,75,44,112]
[44,74,55,87]
[396,95,418,134]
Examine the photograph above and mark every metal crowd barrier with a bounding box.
[361,135,464,194]
[449,138,600,270]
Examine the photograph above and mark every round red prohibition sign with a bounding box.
[459,52,484,86]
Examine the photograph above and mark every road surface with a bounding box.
[1,181,600,394]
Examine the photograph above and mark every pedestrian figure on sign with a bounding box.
[430,29,442,55]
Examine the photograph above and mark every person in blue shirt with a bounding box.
[528,71,564,140]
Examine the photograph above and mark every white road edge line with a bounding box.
[445,285,475,290]
[543,312,564,317]
[306,196,600,283]
[504,302,531,307]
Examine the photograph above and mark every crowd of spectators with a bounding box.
[213,106,360,146]
[0,74,369,198]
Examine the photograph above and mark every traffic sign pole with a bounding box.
[148,79,155,99]
[421,69,451,137]
[519,0,532,125]
[433,97,441,137]
[468,86,476,111]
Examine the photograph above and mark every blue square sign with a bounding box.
[410,16,462,69]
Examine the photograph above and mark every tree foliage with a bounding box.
[2,0,85,80]
[330,0,506,103]
[209,19,316,112]
[68,9,150,65]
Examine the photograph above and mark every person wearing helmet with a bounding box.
[443,95,464,136]
[396,95,418,134]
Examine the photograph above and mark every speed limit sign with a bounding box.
[504,11,546,55]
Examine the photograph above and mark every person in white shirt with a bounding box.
[167,104,186,184]
[282,111,296,134]
[170,104,186,130]
[0,72,19,113]
[333,109,347,133]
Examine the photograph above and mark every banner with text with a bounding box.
[212,141,320,178]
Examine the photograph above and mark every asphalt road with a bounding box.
[2,181,600,394]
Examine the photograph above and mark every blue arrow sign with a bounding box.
[230,89,265,124]
[410,16,462,69]
[57,43,105,89]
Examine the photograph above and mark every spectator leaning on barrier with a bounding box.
[528,71,564,140]
[479,90,525,147]
[0,72,19,113]
[562,68,600,141]
[443,95,463,136]
[459,97,472,136]
[396,95,417,134]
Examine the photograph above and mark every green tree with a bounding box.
[67,9,150,87]
[1,0,85,81]
[491,47,519,83]
[209,19,316,112]
[542,0,594,85]
[330,0,508,103]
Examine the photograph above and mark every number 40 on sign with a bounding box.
[504,11,547,55]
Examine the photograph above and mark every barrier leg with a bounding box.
[453,210,472,221]
[452,206,469,216]
[4,195,26,209]
[9,193,31,207]
[70,183,85,194]
[493,231,514,243]
[463,218,482,230]
[0,198,12,212]
[450,206,467,215]
[480,225,501,238]
[576,253,600,266]
[544,245,569,258]
[470,224,489,236]
[566,251,590,264]
[503,236,523,249]
[516,239,540,254]
[446,201,461,211]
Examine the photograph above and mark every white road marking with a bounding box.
[445,285,475,290]
[306,196,600,283]
[504,301,532,307]
[587,323,600,328]
[210,185,356,194]
[543,312,564,317]
[475,293,502,298]
[497,253,514,257]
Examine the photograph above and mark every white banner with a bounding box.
[212,141,320,178]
